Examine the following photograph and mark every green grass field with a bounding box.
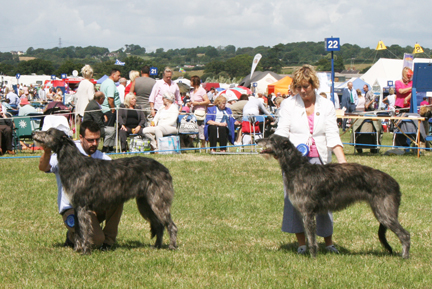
[1,133,431,288]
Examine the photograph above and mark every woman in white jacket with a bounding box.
[142,92,179,151]
[274,65,347,255]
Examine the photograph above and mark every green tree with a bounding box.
[55,60,84,76]
[16,59,55,75]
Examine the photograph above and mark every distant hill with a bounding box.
[0,42,429,80]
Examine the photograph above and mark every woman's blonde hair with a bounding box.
[213,95,227,107]
[389,88,395,94]
[291,64,320,91]
[356,89,363,96]
[124,93,136,108]
[129,70,140,82]
[55,94,63,101]
[81,65,93,79]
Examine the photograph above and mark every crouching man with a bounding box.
[38,120,123,250]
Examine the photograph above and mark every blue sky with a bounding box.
[1,0,431,53]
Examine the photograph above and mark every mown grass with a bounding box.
[1,134,432,288]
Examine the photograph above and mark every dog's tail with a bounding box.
[378,224,393,254]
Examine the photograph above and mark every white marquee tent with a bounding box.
[361,58,403,86]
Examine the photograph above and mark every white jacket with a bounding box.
[274,92,343,164]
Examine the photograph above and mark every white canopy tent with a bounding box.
[361,58,403,86]
[361,58,404,110]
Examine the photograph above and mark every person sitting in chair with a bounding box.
[118,93,146,152]
[204,95,235,153]
[141,92,179,151]
[0,105,15,155]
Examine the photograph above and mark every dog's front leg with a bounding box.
[303,213,317,258]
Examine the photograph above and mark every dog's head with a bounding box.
[257,134,299,158]
[33,128,74,154]
[419,106,432,119]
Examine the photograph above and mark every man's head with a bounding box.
[163,68,173,84]
[347,82,353,90]
[363,85,369,92]
[119,78,127,86]
[210,87,215,93]
[141,65,150,76]
[79,120,101,155]
[239,94,249,101]
[94,91,105,105]
[109,69,121,82]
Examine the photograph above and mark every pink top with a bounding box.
[149,79,181,110]
[420,100,429,106]
[307,114,319,158]
[190,86,207,111]
[395,80,412,108]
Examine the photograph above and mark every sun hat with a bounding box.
[20,98,30,105]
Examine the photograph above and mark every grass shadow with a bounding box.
[278,241,398,258]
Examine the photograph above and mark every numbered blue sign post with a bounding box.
[325,37,341,105]
[61,73,67,79]
[16,73,21,79]
[51,75,56,80]
[149,67,158,76]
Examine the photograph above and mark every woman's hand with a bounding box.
[132,126,141,134]
[218,122,228,127]
[121,125,127,131]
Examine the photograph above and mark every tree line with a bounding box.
[0,42,429,80]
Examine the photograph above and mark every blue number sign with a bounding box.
[51,75,56,80]
[61,73,67,79]
[149,67,158,76]
[16,73,21,79]
[325,38,341,51]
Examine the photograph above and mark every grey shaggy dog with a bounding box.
[257,134,410,259]
[33,128,177,254]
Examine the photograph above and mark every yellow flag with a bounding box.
[413,43,424,54]
[376,40,387,50]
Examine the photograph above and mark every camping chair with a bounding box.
[352,119,380,154]
[241,115,265,152]
[13,116,38,152]
[26,113,44,131]
[393,119,419,153]
[178,114,201,152]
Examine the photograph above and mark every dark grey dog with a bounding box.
[257,134,410,258]
[33,128,177,254]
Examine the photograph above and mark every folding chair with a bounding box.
[393,119,418,152]
[352,119,380,154]
[13,117,37,152]
[178,114,201,152]
[241,115,265,152]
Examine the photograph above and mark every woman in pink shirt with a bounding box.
[190,75,210,147]
[395,67,413,108]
